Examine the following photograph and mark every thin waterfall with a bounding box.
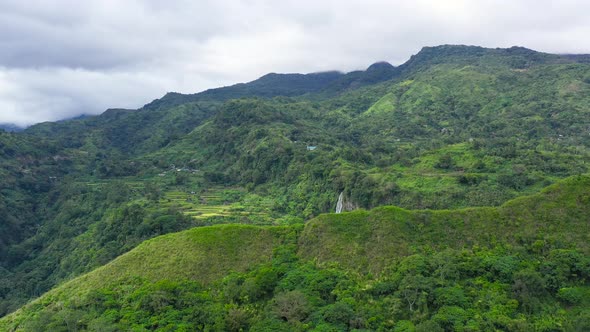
[336,191,344,213]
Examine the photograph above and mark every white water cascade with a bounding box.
[335,191,344,213]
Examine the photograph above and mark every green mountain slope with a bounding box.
[2,175,589,331]
[2,44,590,322]
[299,175,590,274]
[151,53,590,214]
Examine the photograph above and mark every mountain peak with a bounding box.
[366,61,395,71]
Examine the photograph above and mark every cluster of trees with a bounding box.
[0,180,196,316]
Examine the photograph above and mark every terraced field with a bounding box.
[160,190,233,218]
[160,187,274,223]
[83,178,277,223]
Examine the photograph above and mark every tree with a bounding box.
[512,269,545,313]
[272,290,310,323]
[144,181,162,202]
[435,153,455,170]
[398,274,430,312]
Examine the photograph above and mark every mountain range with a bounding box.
[1,45,590,331]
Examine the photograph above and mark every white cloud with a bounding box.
[0,67,171,126]
[0,0,589,126]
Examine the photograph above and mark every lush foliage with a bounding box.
[2,177,590,331]
[1,45,590,329]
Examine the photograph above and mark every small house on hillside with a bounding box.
[306,145,317,151]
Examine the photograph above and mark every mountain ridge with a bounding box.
[142,44,589,113]
[18,44,590,130]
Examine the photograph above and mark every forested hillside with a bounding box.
[2,176,589,331]
[1,45,590,330]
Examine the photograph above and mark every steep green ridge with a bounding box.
[58,224,291,292]
[2,176,590,331]
[24,100,219,156]
[1,224,296,331]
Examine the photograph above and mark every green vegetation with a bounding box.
[299,175,590,274]
[1,45,590,330]
[2,176,590,331]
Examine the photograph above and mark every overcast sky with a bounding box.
[1,0,589,126]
